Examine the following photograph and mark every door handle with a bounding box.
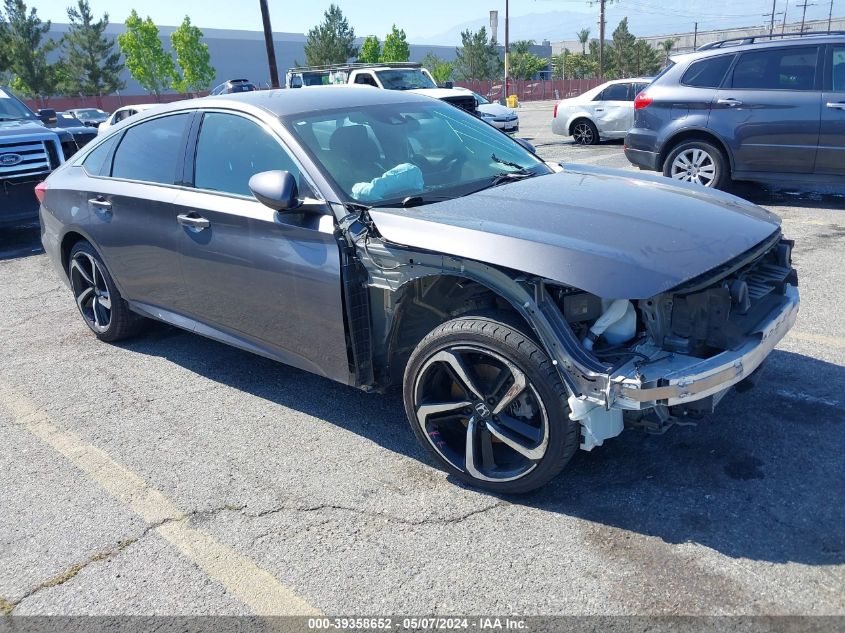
[826,102,845,110]
[88,196,111,210]
[717,98,743,107]
[177,212,210,230]
[595,108,605,112]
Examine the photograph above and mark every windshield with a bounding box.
[74,109,104,119]
[287,100,550,206]
[375,69,437,90]
[0,90,36,121]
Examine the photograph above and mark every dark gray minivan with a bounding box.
[625,33,845,189]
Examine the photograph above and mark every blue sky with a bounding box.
[30,0,840,42]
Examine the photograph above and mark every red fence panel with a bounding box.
[23,92,208,113]
[454,78,602,103]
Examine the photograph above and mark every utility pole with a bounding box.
[598,0,606,79]
[504,0,510,100]
[259,0,280,88]
[828,0,835,32]
[797,1,816,32]
[782,0,790,32]
[770,0,778,35]
[693,22,698,49]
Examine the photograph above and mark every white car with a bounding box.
[455,88,519,133]
[97,104,157,135]
[552,78,651,145]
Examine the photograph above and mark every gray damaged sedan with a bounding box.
[38,87,799,493]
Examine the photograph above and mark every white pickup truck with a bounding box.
[285,62,477,114]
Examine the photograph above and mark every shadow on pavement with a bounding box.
[0,223,43,260]
[122,324,845,566]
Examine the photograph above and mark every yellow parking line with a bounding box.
[0,387,320,616]
[785,331,845,351]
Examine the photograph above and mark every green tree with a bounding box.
[453,27,501,81]
[508,40,545,80]
[631,39,661,76]
[610,17,636,78]
[588,40,612,78]
[60,0,124,96]
[117,10,176,97]
[659,38,677,66]
[2,0,60,100]
[304,4,357,66]
[422,53,452,84]
[170,16,215,94]
[358,35,380,64]
[0,12,11,77]
[554,51,598,80]
[576,28,591,54]
[380,24,409,62]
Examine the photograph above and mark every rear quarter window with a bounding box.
[681,55,735,88]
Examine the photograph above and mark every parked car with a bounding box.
[38,87,799,493]
[47,112,98,149]
[1,87,70,228]
[455,87,519,132]
[286,62,477,114]
[625,32,845,189]
[210,79,258,95]
[65,108,110,128]
[97,104,157,135]
[552,78,652,145]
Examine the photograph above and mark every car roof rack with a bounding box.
[697,30,845,50]
[288,61,422,74]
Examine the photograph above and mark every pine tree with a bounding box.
[2,0,60,99]
[60,0,124,96]
[380,25,409,63]
[453,27,501,81]
[303,4,357,66]
[171,16,215,94]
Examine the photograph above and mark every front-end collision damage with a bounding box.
[343,209,799,453]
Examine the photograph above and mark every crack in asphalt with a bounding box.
[5,504,248,613]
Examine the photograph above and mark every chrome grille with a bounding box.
[0,138,52,179]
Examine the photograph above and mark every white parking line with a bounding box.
[0,386,320,616]
[786,331,845,351]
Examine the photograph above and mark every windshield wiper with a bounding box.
[491,153,532,173]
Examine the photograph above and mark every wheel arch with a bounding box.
[567,114,597,136]
[658,128,734,173]
[60,229,94,276]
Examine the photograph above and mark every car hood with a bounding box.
[367,166,781,299]
[478,103,515,117]
[0,119,61,140]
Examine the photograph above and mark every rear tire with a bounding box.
[403,316,580,494]
[68,241,144,342]
[571,119,599,146]
[663,140,729,189]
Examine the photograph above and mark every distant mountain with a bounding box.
[415,10,594,46]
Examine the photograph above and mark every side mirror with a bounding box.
[249,170,299,211]
[513,137,536,155]
[441,81,454,89]
[38,108,57,125]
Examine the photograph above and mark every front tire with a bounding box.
[663,140,729,189]
[403,317,580,494]
[68,241,143,342]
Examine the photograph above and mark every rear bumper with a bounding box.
[1,178,41,228]
[611,285,799,409]
[624,146,660,171]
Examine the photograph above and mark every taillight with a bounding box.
[634,91,653,110]
[553,102,558,118]
[34,181,48,204]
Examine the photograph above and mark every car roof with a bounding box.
[140,85,439,119]
[672,33,845,63]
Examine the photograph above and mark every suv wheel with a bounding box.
[68,241,143,342]
[663,140,729,189]
[571,120,599,146]
[403,316,581,494]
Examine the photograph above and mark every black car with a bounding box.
[210,79,258,95]
[625,32,845,189]
[37,87,799,493]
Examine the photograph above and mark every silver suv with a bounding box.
[625,33,845,189]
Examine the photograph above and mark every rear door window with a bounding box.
[81,135,119,176]
[681,55,735,88]
[832,46,845,91]
[597,83,629,101]
[731,46,819,90]
[111,113,191,184]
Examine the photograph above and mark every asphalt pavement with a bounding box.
[1,102,843,621]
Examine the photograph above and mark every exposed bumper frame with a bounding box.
[610,285,799,409]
